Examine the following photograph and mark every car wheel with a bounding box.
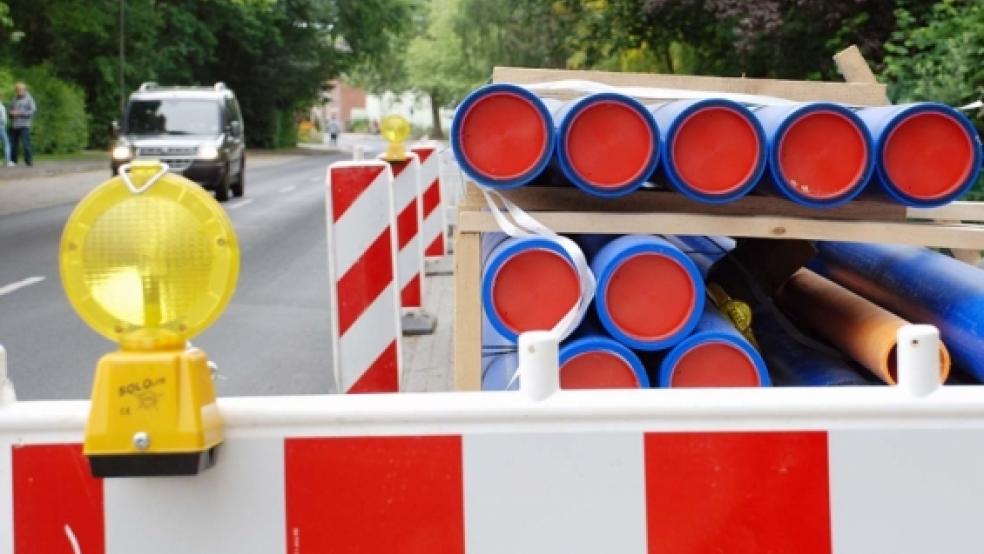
[215,170,231,202]
[231,157,245,198]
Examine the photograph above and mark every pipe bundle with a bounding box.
[481,233,769,390]
[452,84,982,207]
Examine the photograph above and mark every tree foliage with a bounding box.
[0,0,411,148]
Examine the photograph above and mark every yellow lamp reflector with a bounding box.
[381,113,411,161]
[60,164,238,346]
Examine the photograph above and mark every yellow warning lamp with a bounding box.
[381,113,411,161]
[59,160,238,477]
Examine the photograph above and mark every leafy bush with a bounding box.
[348,117,371,133]
[0,65,88,154]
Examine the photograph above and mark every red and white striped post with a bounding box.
[381,152,437,335]
[325,161,402,393]
[410,142,451,275]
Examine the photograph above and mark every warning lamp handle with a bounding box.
[118,161,171,195]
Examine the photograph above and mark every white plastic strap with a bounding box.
[959,99,982,111]
[477,186,595,391]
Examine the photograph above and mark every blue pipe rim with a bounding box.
[555,93,661,198]
[482,237,578,342]
[873,103,983,207]
[659,332,772,388]
[451,84,556,189]
[594,241,705,351]
[661,99,767,204]
[767,102,875,208]
[559,336,651,388]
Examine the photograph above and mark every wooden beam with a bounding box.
[458,210,984,250]
[492,66,889,106]
[453,229,482,391]
[834,45,880,85]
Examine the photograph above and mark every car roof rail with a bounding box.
[138,82,159,92]
[214,82,227,91]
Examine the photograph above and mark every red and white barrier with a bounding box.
[410,142,447,259]
[325,161,402,393]
[3,328,981,553]
[381,153,437,334]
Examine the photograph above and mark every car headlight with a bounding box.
[198,145,219,160]
[111,145,132,161]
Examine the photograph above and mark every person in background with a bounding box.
[327,115,340,148]
[0,99,12,167]
[9,82,35,167]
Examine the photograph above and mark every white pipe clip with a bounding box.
[896,324,943,397]
[0,344,15,405]
[518,331,560,401]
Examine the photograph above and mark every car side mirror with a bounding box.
[227,120,241,137]
[110,120,121,139]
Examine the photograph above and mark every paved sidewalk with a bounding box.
[403,268,455,392]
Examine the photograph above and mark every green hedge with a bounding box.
[0,65,88,154]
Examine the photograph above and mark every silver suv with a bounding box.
[111,82,246,201]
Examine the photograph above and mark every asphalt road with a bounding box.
[0,152,355,400]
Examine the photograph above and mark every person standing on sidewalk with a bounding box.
[327,115,340,147]
[0,100,12,167]
[9,82,35,167]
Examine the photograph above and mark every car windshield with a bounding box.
[125,99,221,135]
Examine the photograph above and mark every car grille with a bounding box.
[158,158,193,171]
[136,146,197,157]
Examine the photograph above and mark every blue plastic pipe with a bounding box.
[661,235,735,277]
[752,307,874,386]
[856,103,982,207]
[813,241,984,381]
[755,103,874,208]
[482,235,584,342]
[549,93,661,198]
[559,335,650,388]
[658,304,771,387]
[590,234,705,350]
[450,84,556,189]
[650,99,767,204]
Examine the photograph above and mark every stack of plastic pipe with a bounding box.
[451,84,556,189]
[813,241,984,381]
[549,94,660,197]
[857,103,982,207]
[651,99,767,204]
[777,268,950,384]
[481,233,586,343]
[756,103,874,208]
[590,235,705,350]
[656,304,771,387]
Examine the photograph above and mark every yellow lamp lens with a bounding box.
[60,166,238,344]
[380,114,411,143]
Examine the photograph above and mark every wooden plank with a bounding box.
[908,202,984,223]
[463,183,907,222]
[492,66,889,106]
[833,45,881,86]
[458,210,984,250]
[453,229,482,391]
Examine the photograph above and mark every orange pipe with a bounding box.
[777,269,950,384]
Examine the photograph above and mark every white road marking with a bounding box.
[0,276,44,296]
[279,185,296,193]
[227,198,255,210]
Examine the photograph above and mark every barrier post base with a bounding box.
[402,311,438,336]
[426,256,454,276]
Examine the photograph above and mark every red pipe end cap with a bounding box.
[883,111,975,201]
[492,249,580,334]
[566,101,654,189]
[459,92,548,181]
[778,110,868,200]
[672,107,760,195]
[605,253,696,341]
[669,341,761,387]
[561,351,640,389]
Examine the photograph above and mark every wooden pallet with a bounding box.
[451,48,984,391]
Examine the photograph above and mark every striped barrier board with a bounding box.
[4,387,984,554]
[381,153,426,310]
[325,161,402,393]
[410,142,447,259]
